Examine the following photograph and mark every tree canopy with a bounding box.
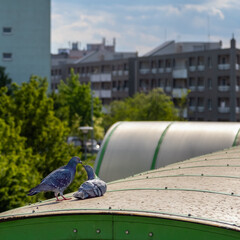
[53,69,104,140]
[103,88,180,130]
[0,76,86,212]
[0,66,11,92]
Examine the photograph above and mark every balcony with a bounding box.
[166,67,172,73]
[197,86,205,92]
[189,86,196,91]
[189,66,196,72]
[172,68,187,78]
[236,107,240,114]
[124,70,129,75]
[90,73,111,82]
[151,68,157,74]
[218,64,230,70]
[236,86,240,92]
[197,106,205,112]
[118,70,123,76]
[158,68,164,73]
[236,64,240,70]
[189,106,196,112]
[93,90,112,98]
[218,85,230,92]
[165,86,172,92]
[218,107,230,113]
[112,70,117,76]
[197,65,205,71]
[172,88,188,98]
[139,68,150,74]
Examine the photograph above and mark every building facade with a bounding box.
[131,38,240,121]
[0,0,51,85]
[51,39,137,105]
[51,38,240,121]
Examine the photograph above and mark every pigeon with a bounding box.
[28,156,82,201]
[73,165,107,199]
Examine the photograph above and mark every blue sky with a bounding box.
[51,0,240,55]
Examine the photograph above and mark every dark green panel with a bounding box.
[0,215,113,240]
[113,215,240,240]
[0,214,239,240]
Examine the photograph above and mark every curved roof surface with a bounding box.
[1,145,240,232]
[94,121,240,182]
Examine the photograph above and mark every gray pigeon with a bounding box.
[28,156,81,201]
[73,165,107,199]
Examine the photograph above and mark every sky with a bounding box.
[51,0,240,56]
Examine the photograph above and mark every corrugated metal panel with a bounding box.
[95,121,240,182]
[95,121,171,181]
[156,121,240,168]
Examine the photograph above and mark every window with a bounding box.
[207,57,212,68]
[207,78,212,89]
[207,99,212,111]
[3,27,12,35]
[2,53,12,61]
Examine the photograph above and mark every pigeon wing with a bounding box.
[41,168,72,190]
[79,179,106,197]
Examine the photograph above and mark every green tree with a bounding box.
[0,118,41,212]
[103,88,180,130]
[0,66,12,95]
[53,69,104,140]
[174,89,190,120]
[0,77,86,211]
[4,77,81,175]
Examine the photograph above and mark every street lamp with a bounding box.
[78,126,93,160]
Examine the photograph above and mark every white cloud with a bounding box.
[51,8,119,52]
[51,1,239,54]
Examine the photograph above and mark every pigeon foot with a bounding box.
[56,196,71,201]
[62,196,72,200]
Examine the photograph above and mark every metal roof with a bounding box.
[95,121,240,182]
[1,145,240,232]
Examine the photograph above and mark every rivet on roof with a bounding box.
[149,232,153,237]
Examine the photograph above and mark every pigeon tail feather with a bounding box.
[28,185,41,196]
[27,183,51,196]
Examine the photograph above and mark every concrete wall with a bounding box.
[0,0,50,85]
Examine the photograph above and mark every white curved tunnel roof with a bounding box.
[94,121,240,182]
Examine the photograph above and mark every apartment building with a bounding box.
[130,38,240,121]
[0,0,51,85]
[51,39,137,105]
[51,37,240,121]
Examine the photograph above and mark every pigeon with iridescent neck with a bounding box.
[28,156,82,201]
[73,165,107,199]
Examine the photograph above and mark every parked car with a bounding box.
[67,136,82,147]
[86,139,100,153]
